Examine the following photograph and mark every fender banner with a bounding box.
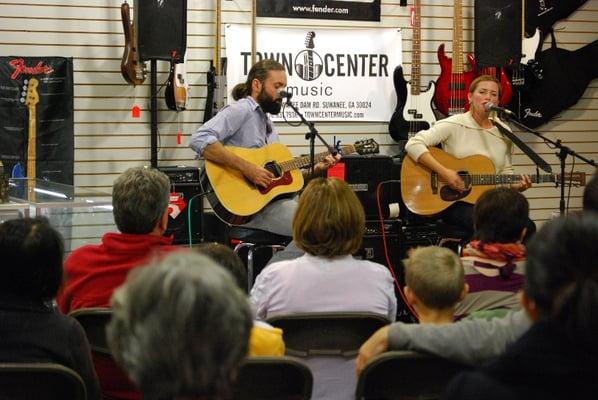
[225,25,402,122]
[257,0,381,21]
[0,57,74,185]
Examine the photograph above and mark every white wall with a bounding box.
[1,0,597,229]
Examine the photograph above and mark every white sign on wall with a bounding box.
[225,25,402,122]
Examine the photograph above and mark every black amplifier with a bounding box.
[158,165,203,245]
[364,219,402,236]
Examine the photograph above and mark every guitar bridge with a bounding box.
[431,172,438,194]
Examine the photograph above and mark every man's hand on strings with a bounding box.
[244,164,274,188]
[314,153,341,174]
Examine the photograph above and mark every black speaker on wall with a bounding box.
[474,0,522,67]
[158,166,203,245]
[136,0,187,61]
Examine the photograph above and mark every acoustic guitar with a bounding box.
[400,147,586,216]
[202,139,379,225]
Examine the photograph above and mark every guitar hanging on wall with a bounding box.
[388,0,436,141]
[165,52,189,111]
[203,0,226,123]
[21,77,39,201]
[120,1,146,86]
[433,0,475,116]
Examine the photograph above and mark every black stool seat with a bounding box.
[228,226,292,246]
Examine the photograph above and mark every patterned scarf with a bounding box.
[462,240,526,279]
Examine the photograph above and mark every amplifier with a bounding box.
[401,222,440,254]
[158,166,203,245]
[330,154,401,219]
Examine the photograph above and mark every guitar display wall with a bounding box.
[136,0,187,61]
[474,0,522,67]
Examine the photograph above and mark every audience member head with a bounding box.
[293,177,365,258]
[583,173,598,213]
[0,216,63,302]
[112,167,171,235]
[107,252,252,400]
[403,246,467,323]
[196,242,248,294]
[524,212,598,350]
[474,187,529,243]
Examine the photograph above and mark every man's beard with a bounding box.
[257,88,282,115]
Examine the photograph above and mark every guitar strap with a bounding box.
[490,115,552,173]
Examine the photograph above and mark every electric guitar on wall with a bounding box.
[202,139,379,225]
[120,1,146,86]
[434,0,476,116]
[203,0,226,122]
[400,147,586,216]
[22,77,39,200]
[165,55,188,111]
[388,0,436,141]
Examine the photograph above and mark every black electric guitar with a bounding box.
[388,0,436,141]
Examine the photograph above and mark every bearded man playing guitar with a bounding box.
[190,59,339,236]
[404,75,535,241]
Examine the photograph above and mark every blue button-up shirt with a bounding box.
[190,96,279,155]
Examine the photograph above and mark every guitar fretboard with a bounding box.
[411,0,422,95]
[279,144,356,172]
[460,174,556,185]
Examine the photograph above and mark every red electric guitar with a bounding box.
[433,0,475,116]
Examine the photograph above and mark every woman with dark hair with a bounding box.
[444,212,598,399]
[456,187,529,318]
[250,177,396,400]
[0,217,100,400]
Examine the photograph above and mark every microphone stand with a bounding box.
[498,112,596,215]
[283,98,336,174]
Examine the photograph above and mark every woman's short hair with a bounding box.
[107,252,252,400]
[0,216,64,301]
[112,167,171,234]
[525,212,598,349]
[474,187,529,243]
[293,177,365,257]
[404,246,465,310]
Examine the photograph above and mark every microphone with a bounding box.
[485,102,515,117]
[277,89,293,100]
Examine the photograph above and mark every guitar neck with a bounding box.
[465,173,555,186]
[451,0,464,74]
[279,145,355,172]
[411,0,422,94]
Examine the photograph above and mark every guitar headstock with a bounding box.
[354,139,379,155]
[304,31,315,49]
[557,171,586,187]
[21,78,39,107]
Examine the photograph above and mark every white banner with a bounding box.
[225,25,402,122]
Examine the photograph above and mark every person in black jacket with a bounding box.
[443,212,598,399]
[0,217,100,400]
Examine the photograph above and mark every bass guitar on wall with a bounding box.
[434,0,475,116]
[165,52,189,111]
[120,1,146,86]
[388,0,436,141]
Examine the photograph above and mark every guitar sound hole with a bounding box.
[264,161,283,179]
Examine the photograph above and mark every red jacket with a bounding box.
[57,232,179,400]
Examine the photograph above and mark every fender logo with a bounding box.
[524,108,543,118]
[8,58,54,80]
